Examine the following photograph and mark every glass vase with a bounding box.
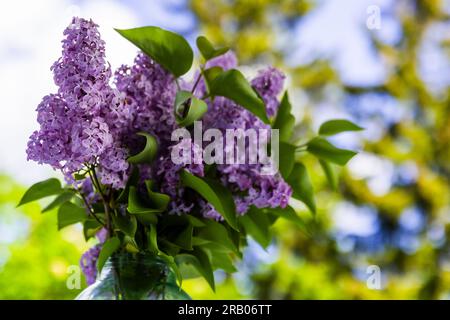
[76,252,190,300]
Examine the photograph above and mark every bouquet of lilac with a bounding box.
[19,18,361,298]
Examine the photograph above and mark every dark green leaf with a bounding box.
[57,202,87,230]
[209,69,269,124]
[173,224,194,250]
[287,163,316,215]
[196,36,229,61]
[273,92,295,142]
[278,142,296,179]
[239,207,272,249]
[127,186,161,216]
[180,170,238,229]
[147,224,159,254]
[159,253,182,286]
[97,237,120,272]
[113,213,137,238]
[196,219,238,253]
[319,119,363,136]
[307,137,357,166]
[176,249,215,291]
[174,90,208,127]
[319,159,337,190]
[83,219,103,241]
[144,180,170,211]
[18,178,63,207]
[127,132,158,164]
[115,26,193,77]
[42,191,74,213]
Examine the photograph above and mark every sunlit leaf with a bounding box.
[18,178,63,207]
[307,137,357,166]
[115,26,193,77]
[127,132,158,164]
[319,119,363,136]
[209,69,269,124]
[287,163,316,215]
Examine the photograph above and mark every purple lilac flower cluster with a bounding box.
[27,17,131,189]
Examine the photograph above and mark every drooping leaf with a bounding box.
[83,219,103,241]
[180,170,238,229]
[196,36,229,61]
[176,249,215,291]
[319,159,337,191]
[239,207,272,249]
[209,69,269,124]
[278,142,296,179]
[174,90,208,127]
[144,180,170,211]
[57,202,87,230]
[318,119,363,136]
[97,237,120,272]
[112,213,137,238]
[307,137,357,166]
[196,219,238,253]
[273,92,295,142]
[147,224,159,254]
[42,191,74,213]
[202,66,223,93]
[18,178,63,207]
[173,224,194,250]
[159,253,182,286]
[287,163,316,215]
[268,206,310,236]
[127,132,158,164]
[115,26,193,77]
[127,186,161,216]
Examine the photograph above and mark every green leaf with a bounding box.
[57,202,87,230]
[176,249,215,291]
[113,213,137,238]
[147,224,159,254]
[159,253,182,286]
[41,191,74,213]
[196,219,238,253]
[268,206,310,236]
[174,90,208,127]
[196,36,229,61]
[319,159,337,190]
[273,92,295,142]
[319,119,363,136]
[127,186,161,216]
[115,26,193,77]
[173,224,194,250]
[97,237,120,272]
[180,170,238,229]
[18,178,63,207]
[287,163,316,215]
[127,132,158,164]
[202,66,223,93]
[278,142,296,179]
[307,137,357,166]
[239,207,272,249]
[144,180,170,211]
[83,219,103,241]
[209,69,269,124]
[204,248,236,273]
